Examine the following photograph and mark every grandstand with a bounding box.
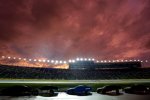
[69,61,141,69]
[0,64,150,80]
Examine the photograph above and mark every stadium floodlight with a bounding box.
[141,60,143,62]
[55,60,58,64]
[88,58,91,61]
[8,56,11,59]
[121,60,123,62]
[108,60,111,62]
[63,61,67,64]
[104,60,107,63]
[42,59,46,62]
[137,59,140,62]
[125,60,128,62]
[51,60,54,63]
[38,59,42,62]
[59,61,62,64]
[129,60,132,62]
[33,59,37,62]
[84,58,87,61]
[13,57,16,59]
[96,60,99,63]
[76,58,80,61]
[68,59,72,63]
[134,60,137,62]
[92,58,95,61]
[112,60,115,62]
[19,58,22,60]
[23,58,27,61]
[116,60,119,62]
[101,60,104,63]
[29,59,32,61]
[80,58,83,61]
[145,60,148,62]
[72,60,75,63]
[47,60,50,63]
[2,56,5,58]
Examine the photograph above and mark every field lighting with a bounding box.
[101,60,104,63]
[63,61,67,64]
[51,60,54,63]
[92,58,95,61]
[108,60,111,62]
[137,59,140,62]
[33,59,37,62]
[141,60,143,62]
[88,58,91,61]
[72,60,75,63]
[55,60,58,64]
[23,58,27,61]
[13,57,16,59]
[59,61,62,64]
[80,58,83,61]
[38,59,42,62]
[47,60,50,63]
[29,59,32,61]
[8,57,11,59]
[42,59,46,62]
[76,58,80,61]
[68,59,72,63]
[96,60,99,63]
[1,56,5,58]
[84,58,87,61]
[19,58,21,60]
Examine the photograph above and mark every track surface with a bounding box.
[0,92,150,100]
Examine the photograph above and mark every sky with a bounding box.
[0,0,150,67]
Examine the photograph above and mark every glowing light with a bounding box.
[8,57,11,59]
[2,56,5,58]
[19,58,21,60]
[59,61,62,64]
[134,60,137,62]
[29,59,32,61]
[42,59,46,62]
[137,59,140,62]
[80,58,83,61]
[33,59,37,61]
[23,58,26,61]
[121,60,123,62]
[68,59,72,63]
[84,58,87,61]
[96,60,99,63]
[116,60,119,62]
[88,58,91,61]
[129,60,132,62]
[63,61,67,64]
[141,60,143,62]
[38,59,42,62]
[113,60,116,62]
[101,60,104,63]
[104,60,107,63]
[76,58,80,61]
[47,60,50,63]
[125,60,128,62]
[51,60,54,63]
[92,58,95,61]
[13,57,16,59]
[108,60,111,62]
[145,60,148,62]
[72,60,75,63]
[55,60,58,64]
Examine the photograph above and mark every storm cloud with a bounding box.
[0,0,150,66]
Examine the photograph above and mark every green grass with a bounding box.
[0,79,150,91]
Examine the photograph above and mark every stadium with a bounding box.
[0,56,149,79]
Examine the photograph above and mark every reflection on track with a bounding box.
[0,92,150,100]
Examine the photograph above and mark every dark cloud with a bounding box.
[0,0,150,66]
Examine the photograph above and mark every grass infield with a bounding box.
[0,79,150,91]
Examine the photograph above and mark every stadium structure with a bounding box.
[0,56,149,79]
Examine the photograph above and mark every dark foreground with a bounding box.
[0,92,150,100]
